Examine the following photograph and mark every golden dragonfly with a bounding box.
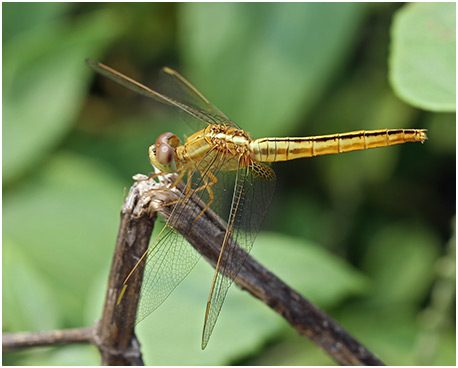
[87,59,427,349]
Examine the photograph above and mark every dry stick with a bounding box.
[94,181,158,365]
[3,173,384,366]
[2,327,95,351]
[133,174,384,366]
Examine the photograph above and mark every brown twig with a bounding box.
[3,173,385,365]
[2,327,95,351]
[94,180,158,365]
[136,173,385,366]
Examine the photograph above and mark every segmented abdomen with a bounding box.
[250,129,427,162]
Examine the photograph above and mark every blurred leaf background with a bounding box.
[3,3,455,366]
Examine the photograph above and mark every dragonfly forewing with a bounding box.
[86,59,238,131]
[159,67,239,129]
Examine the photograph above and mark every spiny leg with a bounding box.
[145,169,187,208]
[193,171,218,223]
[161,170,217,211]
[147,167,186,191]
[158,170,194,209]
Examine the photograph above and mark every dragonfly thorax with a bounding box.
[170,125,256,174]
[207,125,252,156]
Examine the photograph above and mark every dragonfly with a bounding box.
[86,59,427,349]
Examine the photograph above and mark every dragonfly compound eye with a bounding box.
[157,143,175,165]
[156,132,180,148]
[148,142,177,173]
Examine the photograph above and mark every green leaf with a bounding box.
[389,3,456,112]
[253,233,369,305]
[178,3,368,137]
[17,345,100,366]
[337,304,420,365]
[136,232,368,365]
[3,152,124,329]
[242,329,336,365]
[3,237,60,332]
[3,9,122,184]
[362,223,441,305]
[137,258,281,365]
[3,3,71,42]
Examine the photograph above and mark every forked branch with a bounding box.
[3,173,384,366]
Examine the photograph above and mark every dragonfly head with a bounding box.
[149,132,180,173]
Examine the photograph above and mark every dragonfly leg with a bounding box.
[193,171,218,223]
[147,171,165,180]
[157,171,193,209]
[152,169,196,210]
[148,168,185,190]
[155,170,217,219]
[145,169,186,203]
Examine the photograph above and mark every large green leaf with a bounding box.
[389,3,456,112]
[3,7,121,184]
[3,3,70,42]
[178,3,368,137]
[15,345,100,366]
[3,152,124,331]
[3,237,60,332]
[362,223,441,305]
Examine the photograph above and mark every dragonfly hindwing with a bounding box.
[251,162,276,181]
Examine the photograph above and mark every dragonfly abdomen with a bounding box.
[250,129,427,162]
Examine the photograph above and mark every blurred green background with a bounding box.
[3,3,455,366]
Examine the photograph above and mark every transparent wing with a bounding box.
[159,67,239,129]
[199,161,276,349]
[86,59,238,129]
[136,219,201,323]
